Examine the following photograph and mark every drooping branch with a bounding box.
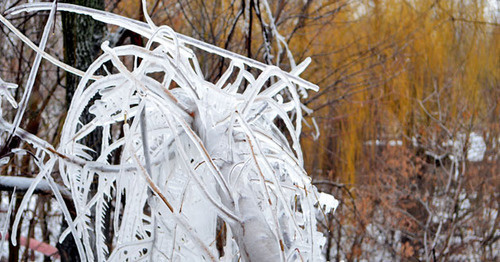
[0,175,71,200]
[0,2,334,261]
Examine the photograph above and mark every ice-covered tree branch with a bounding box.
[0,1,337,261]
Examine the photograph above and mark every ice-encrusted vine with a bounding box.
[0,1,337,261]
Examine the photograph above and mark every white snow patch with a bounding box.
[467,132,486,162]
[445,132,487,162]
[318,192,339,213]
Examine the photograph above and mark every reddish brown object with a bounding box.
[1,232,59,258]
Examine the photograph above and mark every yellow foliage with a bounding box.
[299,0,498,183]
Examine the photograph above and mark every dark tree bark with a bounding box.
[62,0,106,109]
[59,1,106,261]
[61,0,106,157]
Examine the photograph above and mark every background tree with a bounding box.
[301,0,499,260]
[59,1,107,260]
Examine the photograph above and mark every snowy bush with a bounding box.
[0,1,337,261]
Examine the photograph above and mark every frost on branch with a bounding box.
[1,2,337,261]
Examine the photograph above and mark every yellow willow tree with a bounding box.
[298,0,498,183]
[296,0,498,260]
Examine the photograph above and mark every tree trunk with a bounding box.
[59,1,106,260]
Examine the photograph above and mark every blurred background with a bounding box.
[1,0,498,261]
